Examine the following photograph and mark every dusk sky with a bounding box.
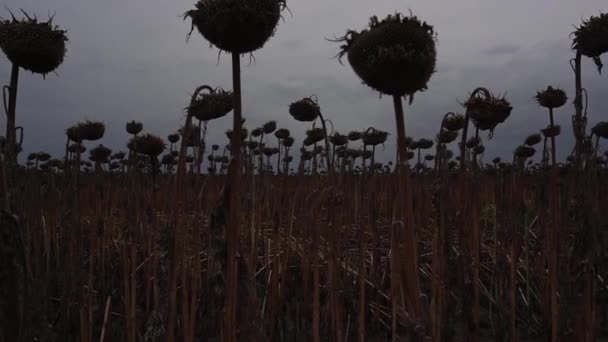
[1,0,607,164]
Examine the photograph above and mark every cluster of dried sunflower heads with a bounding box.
[289,96,321,122]
[362,128,388,146]
[336,12,437,97]
[128,133,166,157]
[0,11,67,75]
[572,12,608,72]
[465,93,512,133]
[535,86,567,109]
[188,87,233,122]
[184,0,285,54]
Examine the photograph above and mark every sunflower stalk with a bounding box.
[3,63,19,163]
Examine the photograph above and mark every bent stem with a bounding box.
[167,84,210,342]
[459,88,491,170]
[434,112,456,173]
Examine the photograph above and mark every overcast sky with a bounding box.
[1,0,607,164]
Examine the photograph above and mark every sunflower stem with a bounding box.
[392,94,424,340]
[223,51,243,342]
[4,63,20,164]
[573,51,584,168]
[549,108,557,167]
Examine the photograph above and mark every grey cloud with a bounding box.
[484,44,521,56]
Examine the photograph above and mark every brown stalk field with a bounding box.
[3,157,608,341]
[2,3,608,342]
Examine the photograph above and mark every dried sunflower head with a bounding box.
[161,154,175,165]
[263,120,277,134]
[347,131,362,141]
[184,0,286,54]
[465,92,512,134]
[524,133,542,146]
[443,113,465,131]
[77,121,105,141]
[330,132,348,146]
[465,136,481,149]
[282,136,295,148]
[592,121,608,139]
[473,144,485,155]
[128,133,166,157]
[112,151,126,160]
[289,96,321,122]
[535,86,567,109]
[226,128,248,141]
[417,138,433,149]
[66,124,82,143]
[306,127,326,144]
[361,128,388,146]
[0,12,67,75]
[541,125,561,138]
[275,128,290,140]
[187,87,233,122]
[437,129,458,144]
[572,13,608,73]
[68,144,85,154]
[36,152,51,162]
[514,145,535,159]
[335,12,437,97]
[168,133,180,144]
[90,144,112,162]
[126,121,143,135]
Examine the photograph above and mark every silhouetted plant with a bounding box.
[0,11,68,162]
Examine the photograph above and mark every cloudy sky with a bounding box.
[1,0,607,164]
